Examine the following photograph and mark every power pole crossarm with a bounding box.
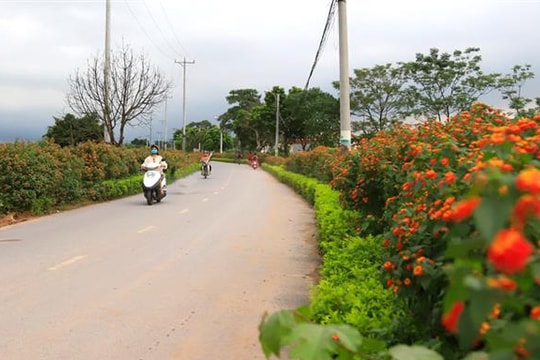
[175,58,195,152]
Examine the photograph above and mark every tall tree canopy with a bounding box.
[43,113,103,146]
[66,42,172,145]
[401,47,500,121]
[344,63,407,137]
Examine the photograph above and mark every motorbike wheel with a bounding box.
[145,190,153,205]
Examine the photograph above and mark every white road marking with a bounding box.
[48,255,86,271]
[202,198,209,202]
[179,209,189,215]
[137,225,155,233]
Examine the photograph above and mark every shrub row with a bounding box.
[0,140,200,215]
[263,163,400,340]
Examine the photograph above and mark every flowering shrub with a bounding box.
[277,103,540,358]
[332,104,540,357]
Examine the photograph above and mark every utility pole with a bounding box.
[337,0,351,150]
[175,58,195,152]
[103,0,111,143]
[274,93,280,156]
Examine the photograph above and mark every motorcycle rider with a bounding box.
[141,144,168,194]
[200,151,213,175]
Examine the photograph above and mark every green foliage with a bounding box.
[0,142,200,215]
[43,113,103,146]
[401,47,501,121]
[345,64,407,137]
[259,309,388,360]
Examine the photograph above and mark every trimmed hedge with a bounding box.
[263,163,403,341]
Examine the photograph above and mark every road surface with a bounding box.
[0,161,319,359]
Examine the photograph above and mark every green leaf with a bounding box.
[287,323,363,360]
[461,352,488,360]
[258,310,297,357]
[388,345,444,360]
[473,196,512,243]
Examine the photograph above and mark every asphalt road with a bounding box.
[0,161,320,360]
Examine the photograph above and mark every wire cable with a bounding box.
[304,0,338,90]
[123,0,177,61]
[141,0,185,59]
[159,1,192,60]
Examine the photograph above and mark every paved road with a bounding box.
[0,161,319,360]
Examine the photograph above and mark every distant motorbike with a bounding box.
[142,162,166,205]
[251,159,258,169]
[201,161,211,179]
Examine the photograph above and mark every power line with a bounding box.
[159,1,192,60]
[141,0,185,59]
[304,0,338,90]
[123,0,177,61]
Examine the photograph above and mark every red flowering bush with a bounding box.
[326,103,540,357]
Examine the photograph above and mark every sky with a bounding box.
[1,0,539,143]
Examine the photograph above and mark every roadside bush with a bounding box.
[0,140,85,214]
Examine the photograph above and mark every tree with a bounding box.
[345,64,408,137]
[497,64,539,116]
[173,121,232,152]
[401,47,501,121]
[279,87,339,151]
[66,42,172,145]
[220,89,263,151]
[130,138,148,147]
[43,113,103,146]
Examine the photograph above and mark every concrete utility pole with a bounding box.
[103,0,111,143]
[175,58,195,152]
[337,0,351,149]
[274,93,280,156]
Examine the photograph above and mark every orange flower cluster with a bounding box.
[487,228,534,274]
[442,301,465,334]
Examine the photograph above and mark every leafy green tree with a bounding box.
[129,138,148,147]
[43,113,103,146]
[279,87,340,151]
[345,64,408,137]
[401,47,501,121]
[173,121,233,152]
[219,89,263,151]
[497,64,539,116]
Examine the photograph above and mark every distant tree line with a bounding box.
[45,46,538,150]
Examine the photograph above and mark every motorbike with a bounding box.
[201,161,211,179]
[251,159,258,169]
[142,162,166,205]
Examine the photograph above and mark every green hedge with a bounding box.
[263,163,403,341]
[0,141,200,215]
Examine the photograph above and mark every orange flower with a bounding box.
[487,228,534,274]
[479,321,490,336]
[444,171,457,184]
[440,157,449,166]
[449,196,481,222]
[442,301,465,334]
[530,306,540,320]
[404,278,411,286]
[413,265,424,276]
[487,276,517,291]
[425,170,437,179]
[512,194,540,229]
[516,168,540,194]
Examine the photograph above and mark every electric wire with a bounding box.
[123,0,177,61]
[159,1,192,60]
[141,0,186,59]
[304,0,338,90]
